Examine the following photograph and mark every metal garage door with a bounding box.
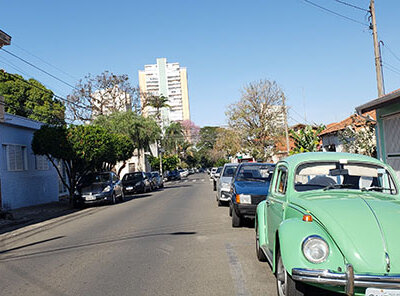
[382,113,400,180]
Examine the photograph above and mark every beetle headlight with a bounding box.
[302,235,329,263]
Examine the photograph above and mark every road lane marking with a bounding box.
[225,243,251,296]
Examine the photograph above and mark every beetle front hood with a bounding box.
[294,192,400,274]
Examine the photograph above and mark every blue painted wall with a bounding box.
[0,113,59,209]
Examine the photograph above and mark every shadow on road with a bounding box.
[123,193,152,201]
[0,231,198,261]
[0,236,65,254]
[0,201,81,236]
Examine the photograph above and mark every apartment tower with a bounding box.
[139,58,190,127]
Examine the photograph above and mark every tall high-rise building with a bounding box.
[139,58,190,127]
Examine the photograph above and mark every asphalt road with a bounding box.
[0,173,277,296]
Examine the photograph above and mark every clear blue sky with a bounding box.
[1,0,399,127]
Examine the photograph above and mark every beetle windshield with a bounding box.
[294,161,397,194]
[236,164,273,182]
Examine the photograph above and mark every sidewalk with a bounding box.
[0,200,77,236]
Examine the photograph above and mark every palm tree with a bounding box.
[144,95,170,125]
[163,122,184,154]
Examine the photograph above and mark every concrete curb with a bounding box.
[0,206,106,245]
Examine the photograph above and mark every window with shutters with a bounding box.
[6,144,27,171]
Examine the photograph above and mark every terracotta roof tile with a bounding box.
[319,111,376,136]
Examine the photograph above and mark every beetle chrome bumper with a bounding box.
[292,264,400,295]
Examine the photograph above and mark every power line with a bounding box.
[1,70,90,111]
[302,0,369,26]
[1,48,77,90]
[332,0,369,12]
[383,61,400,73]
[382,42,400,65]
[383,64,400,76]
[12,43,79,81]
[0,56,32,78]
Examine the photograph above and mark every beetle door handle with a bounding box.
[266,200,271,206]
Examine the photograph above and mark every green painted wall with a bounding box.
[376,101,400,163]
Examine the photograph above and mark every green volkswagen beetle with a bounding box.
[255,152,400,296]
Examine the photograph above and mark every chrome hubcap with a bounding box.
[277,254,287,296]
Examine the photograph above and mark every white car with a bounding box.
[216,163,238,206]
[210,167,218,178]
[179,169,189,178]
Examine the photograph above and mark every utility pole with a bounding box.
[282,94,290,155]
[370,0,385,97]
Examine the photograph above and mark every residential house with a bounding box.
[319,111,376,153]
[356,88,400,178]
[0,102,59,209]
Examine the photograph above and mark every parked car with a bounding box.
[74,171,124,206]
[179,169,189,178]
[145,172,156,191]
[216,163,238,206]
[121,172,151,194]
[210,167,217,178]
[212,166,223,191]
[151,171,164,189]
[255,152,400,296]
[229,162,274,227]
[167,169,181,181]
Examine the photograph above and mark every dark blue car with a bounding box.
[229,162,275,227]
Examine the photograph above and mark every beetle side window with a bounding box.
[275,167,288,195]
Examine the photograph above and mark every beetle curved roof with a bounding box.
[279,152,383,167]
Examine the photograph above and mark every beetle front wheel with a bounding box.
[276,250,305,296]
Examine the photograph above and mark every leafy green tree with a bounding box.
[148,154,180,171]
[290,125,325,154]
[94,111,161,171]
[0,71,65,124]
[32,124,133,204]
[163,122,185,154]
[215,158,230,167]
[198,126,219,150]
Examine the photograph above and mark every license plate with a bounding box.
[126,186,133,190]
[83,195,96,201]
[366,288,400,296]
